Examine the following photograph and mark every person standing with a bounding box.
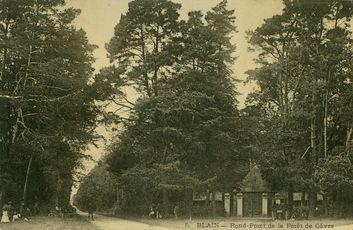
[87,210,94,221]
[155,203,162,219]
[148,206,155,218]
[19,201,25,217]
[1,204,10,223]
[173,205,179,219]
[87,202,96,221]
[33,202,39,215]
[7,202,14,222]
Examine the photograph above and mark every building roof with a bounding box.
[240,165,271,192]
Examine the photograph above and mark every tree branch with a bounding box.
[110,97,135,110]
[0,92,79,102]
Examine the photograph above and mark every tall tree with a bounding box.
[106,0,181,97]
[247,0,353,217]
[103,0,249,218]
[0,0,97,208]
[74,161,118,214]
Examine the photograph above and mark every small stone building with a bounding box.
[194,165,275,217]
[229,165,323,217]
[194,165,323,218]
[231,165,274,217]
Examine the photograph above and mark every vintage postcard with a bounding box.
[0,0,352,229]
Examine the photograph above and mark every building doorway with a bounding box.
[243,193,262,217]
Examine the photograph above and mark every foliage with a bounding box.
[106,0,181,97]
[115,162,198,216]
[74,162,118,213]
[246,0,353,216]
[315,154,353,193]
[0,0,97,209]
[92,0,250,218]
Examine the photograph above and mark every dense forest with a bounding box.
[76,0,251,217]
[75,0,353,219]
[246,0,353,217]
[0,0,98,212]
[1,0,353,220]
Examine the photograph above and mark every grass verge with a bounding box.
[0,215,99,230]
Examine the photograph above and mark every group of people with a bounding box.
[149,204,162,219]
[0,201,35,224]
[148,204,180,219]
[1,202,18,223]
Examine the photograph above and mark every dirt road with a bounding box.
[89,215,172,230]
[78,210,353,230]
[90,216,353,230]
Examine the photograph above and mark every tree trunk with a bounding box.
[229,191,234,216]
[0,21,9,81]
[205,189,210,208]
[323,78,329,158]
[310,109,317,163]
[0,190,3,209]
[301,191,305,207]
[58,173,73,208]
[308,191,316,218]
[152,26,160,96]
[323,193,328,217]
[222,192,225,208]
[211,191,216,217]
[0,22,11,173]
[22,153,33,205]
[184,187,192,220]
[49,168,60,209]
[345,127,352,154]
[308,87,317,218]
[339,187,344,217]
[287,185,294,217]
[0,99,11,172]
[140,26,151,97]
[162,187,168,215]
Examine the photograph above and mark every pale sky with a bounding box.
[66,0,284,173]
[68,0,284,103]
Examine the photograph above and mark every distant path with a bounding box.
[75,209,172,230]
[91,215,172,230]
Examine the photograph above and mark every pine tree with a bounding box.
[247,0,353,217]
[0,0,97,208]
[103,0,249,217]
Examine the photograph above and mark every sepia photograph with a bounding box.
[1,0,353,229]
